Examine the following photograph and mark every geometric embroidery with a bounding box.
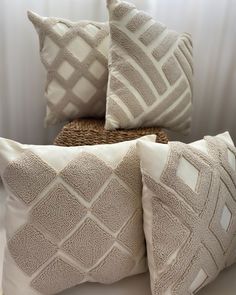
[8,224,57,276]
[161,143,213,214]
[189,269,207,294]
[118,209,145,255]
[143,136,236,295]
[92,179,137,233]
[177,156,199,191]
[90,247,136,284]
[220,205,231,231]
[227,148,236,171]
[30,257,84,294]
[3,151,57,205]
[30,183,86,242]
[5,147,145,294]
[60,152,112,202]
[114,146,142,195]
[62,218,114,268]
[106,0,193,133]
[28,11,109,126]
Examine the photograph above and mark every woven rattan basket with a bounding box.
[54,118,168,146]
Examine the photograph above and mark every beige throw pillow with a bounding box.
[28,11,109,126]
[105,0,193,133]
[0,135,156,295]
[138,132,236,295]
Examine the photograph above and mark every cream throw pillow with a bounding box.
[28,11,109,126]
[138,132,236,295]
[105,0,193,133]
[0,135,156,295]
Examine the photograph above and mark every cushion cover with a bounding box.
[0,135,155,295]
[28,11,109,126]
[105,0,193,133]
[138,132,236,295]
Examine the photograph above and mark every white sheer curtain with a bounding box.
[0,0,235,144]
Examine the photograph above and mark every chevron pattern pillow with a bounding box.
[105,0,193,133]
[137,132,236,295]
[28,11,109,126]
[0,135,156,295]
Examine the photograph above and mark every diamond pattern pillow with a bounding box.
[137,132,236,295]
[105,0,193,133]
[28,11,109,126]
[0,135,156,295]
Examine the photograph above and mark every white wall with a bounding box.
[0,0,235,144]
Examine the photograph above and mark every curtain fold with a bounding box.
[0,0,235,144]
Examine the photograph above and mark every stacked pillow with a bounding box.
[0,135,154,295]
[106,0,193,133]
[28,11,109,126]
[1,132,236,295]
[28,0,193,133]
[2,1,234,295]
[138,132,236,294]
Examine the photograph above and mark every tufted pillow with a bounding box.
[105,0,193,133]
[28,11,109,126]
[0,135,156,295]
[137,132,236,295]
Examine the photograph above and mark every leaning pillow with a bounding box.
[138,132,236,295]
[105,0,193,133]
[0,135,156,295]
[28,11,109,126]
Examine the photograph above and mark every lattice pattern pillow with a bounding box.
[0,135,156,295]
[105,0,193,133]
[28,11,109,126]
[137,132,236,295]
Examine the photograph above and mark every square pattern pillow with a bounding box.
[105,0,193,133]
[0,135,156,295]
[138,132,236,295]
[28,11,109,126]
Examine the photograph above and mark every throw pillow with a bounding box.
[138,132,236,295]
[0,135,155,295]
[105,0,193,133]
[28,11,109,126]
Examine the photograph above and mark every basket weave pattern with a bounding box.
[54,119,168,146]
